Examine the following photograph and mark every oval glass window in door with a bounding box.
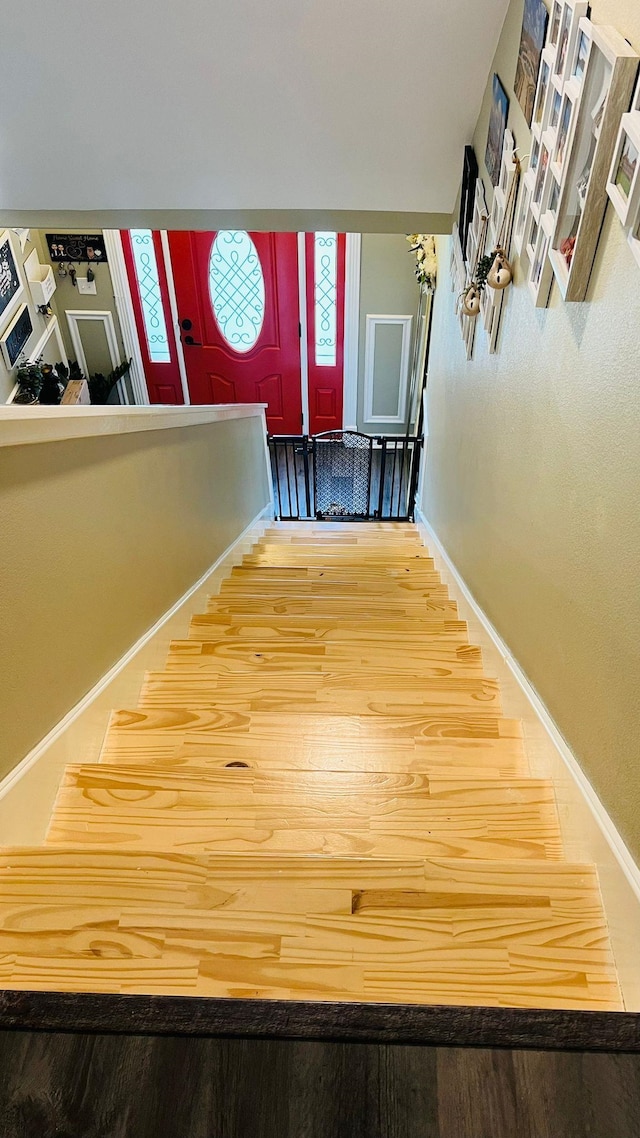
[208,231,265,352]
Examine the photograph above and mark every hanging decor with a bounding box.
[406,234,438,292]
[459,150,521,320]
[458,213,490,320]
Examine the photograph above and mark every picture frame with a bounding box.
[0,303,33,369]
[606,112,640,226]
[552,89,577,176]
[0,231,25,333]
[458,146,479,261]
[533,143,550,206]
[572,27,591,83]
[533,54,552,131]
[485,74,510,186]
[514,181,533,256]
[549,0,562,49]
[515,0,549,126]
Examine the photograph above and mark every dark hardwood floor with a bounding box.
[1,1031,639,1137]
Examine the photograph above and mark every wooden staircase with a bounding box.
[0,523,622,1008]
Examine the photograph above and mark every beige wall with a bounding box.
[357,234,421,434]
[0,413,270,780]
[422,0,640,859]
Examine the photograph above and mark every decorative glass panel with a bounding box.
[314,232,338,367]
[129,230,171,363]
[209,231,265,352]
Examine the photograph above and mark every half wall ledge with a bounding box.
[0,403,268,449]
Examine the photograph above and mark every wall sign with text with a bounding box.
[45,234,108,264]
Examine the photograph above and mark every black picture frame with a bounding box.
[459,147,479,261]
[0,233,22,327]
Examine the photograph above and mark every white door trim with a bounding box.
[297,232,310,435]
[159,231,191,406]
[65,308,130,403]
[102,229,149,405]
[343,232,361,430]
[363,313,413,424]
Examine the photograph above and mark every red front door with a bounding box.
[167,231,303,434]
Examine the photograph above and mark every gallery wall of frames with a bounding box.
[452,0,640,358]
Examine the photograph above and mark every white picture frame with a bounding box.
[606,112,640,227]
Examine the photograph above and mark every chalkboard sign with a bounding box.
[46,233,108,264]
[0,233,23,329]
[1,304,33,369]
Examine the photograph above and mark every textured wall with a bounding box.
[0,414,269,780]
[422,0,640,858]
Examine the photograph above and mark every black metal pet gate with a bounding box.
[268,430,423,522]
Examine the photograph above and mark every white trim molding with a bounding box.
[65,308,129,403]
[160,230,191,406]
[363,313,412,424]
[415,505,640,1010]
[297,232,310,435]
[102,229,150,405]
[342,232,361,430]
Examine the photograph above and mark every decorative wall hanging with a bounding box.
[515,3,638,305]
[451,179,489,360]
[45,233,108,264]
[480,131,523,353]
[406,234,438,292]
[0,231,24,332]
[515,0,550,125]
[486,75,510,186]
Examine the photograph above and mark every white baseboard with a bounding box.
[0,505,272,846]
[416,506,640,1010]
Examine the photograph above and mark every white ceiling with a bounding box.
[0,0,509,216]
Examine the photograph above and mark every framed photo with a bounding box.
[0,231,24,333]
[515,0,549,125]
[485,74,510,187]
[606,113,640,226]
[533,58,551,129]
[572,28,590,82]
[533,144,549,206]
[547,175,561,217]
[549,88,563,133]
[549,0,562,48]
[0,303,33,369]
[555,4,572,76]
[554,91,575,171]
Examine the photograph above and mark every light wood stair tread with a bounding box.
[0,849,618,1006]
